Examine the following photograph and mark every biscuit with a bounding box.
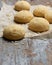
[14,1,31,11]
[28,17,49,32]
[45,10,52,24]
[3,24,25,40]
[14,10,34,24]
[33,5,47,17]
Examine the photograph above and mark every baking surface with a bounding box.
[0,1,52,65]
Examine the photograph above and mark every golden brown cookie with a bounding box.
[3,24,25,40]
[45,10,52,24]
[14,1,31,11]
[28,17,49,32]
[14,10,34,24]
[33,5,47,17]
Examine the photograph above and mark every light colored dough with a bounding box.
[28,17,49,32]
[33,5,47,17]
[14,10,34,24]
[3,24,25,40]
[14,1,31,11]
[45,10,52,24]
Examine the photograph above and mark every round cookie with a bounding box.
[3,24,25,40]
[28,17,49,32]
[33,5,47,17]
[45,10,52,24]
[14,10,34,24]
[14,1,31,11]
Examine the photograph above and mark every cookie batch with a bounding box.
[3,1,52,40]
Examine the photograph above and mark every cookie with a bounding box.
[45,10,52,24]
[3,24,25,40]
[33,5,47,17]
[14,10,34,24]
[28,17,49,32]
[14,1,31,11]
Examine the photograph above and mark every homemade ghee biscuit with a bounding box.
[14,10,34,24]
[33,5,48,17]
[45,10,52,24]
[3,24,25,40]
[28,17,49,32]
[14,1,31,11]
